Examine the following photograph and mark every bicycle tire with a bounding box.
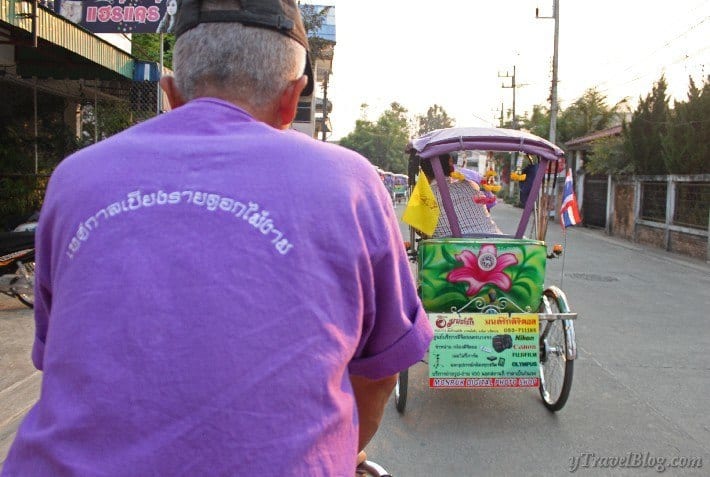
[356,460,392,477]
[538,289,574,411]
[394,369,408,413]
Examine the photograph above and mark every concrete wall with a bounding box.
[634,223,665,249]
[669,230,708,258]
[612,182,635,240]
[604,175,709,261]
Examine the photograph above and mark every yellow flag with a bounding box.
[402,173,440,236]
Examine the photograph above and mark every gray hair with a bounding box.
[173,20,306,110]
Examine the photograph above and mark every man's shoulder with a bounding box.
[283,130,356,156]
[282,132,376,173]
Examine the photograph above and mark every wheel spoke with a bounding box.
[538,291,574,411]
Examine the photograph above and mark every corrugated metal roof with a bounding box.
[1,0,133,79]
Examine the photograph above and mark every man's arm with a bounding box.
[350,373,398,451]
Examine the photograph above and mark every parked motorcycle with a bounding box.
[12,211,39,233]
[0,231,35,308]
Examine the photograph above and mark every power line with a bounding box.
[591,15,709,93]
[471,112,497,127]
[597,46,710,98]
[588,1,709,75]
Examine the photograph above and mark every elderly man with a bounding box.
[2,1,432,475]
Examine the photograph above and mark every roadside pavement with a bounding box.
[0,295,38,467]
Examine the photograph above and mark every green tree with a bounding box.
[0,87,78,228]
[557,88,625,145]
[586,135,632,176]
[624,76,670,174]
[76,103,133,148]
[519,104,550,139]
[339,102,412,173]
[661,75,710,174]
[521,89,624,146]
[300,4,333,62]
[520,89,631,175]
[132,34,174,70]
[417,104,454,136]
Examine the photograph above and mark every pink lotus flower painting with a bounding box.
[447,244,518,296]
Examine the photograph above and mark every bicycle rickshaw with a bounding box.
[396,127,578,412]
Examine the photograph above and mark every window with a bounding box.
[294,100,311,123]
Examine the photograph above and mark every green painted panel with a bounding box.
[418,238,547,314]
[1,0,133,79]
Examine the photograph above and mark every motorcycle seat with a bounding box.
[0,231,36,252]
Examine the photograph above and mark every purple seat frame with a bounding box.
[406,127,565,239]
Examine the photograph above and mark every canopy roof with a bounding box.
[407,127,564,162]
[1,0,133,80]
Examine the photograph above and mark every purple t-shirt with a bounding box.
[3,99,432,476]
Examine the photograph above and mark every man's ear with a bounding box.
[160,76,187,109]
[276,75,308,130]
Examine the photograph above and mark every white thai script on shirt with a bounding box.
[65,189,294,259]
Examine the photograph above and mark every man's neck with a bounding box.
[194,90,280,128]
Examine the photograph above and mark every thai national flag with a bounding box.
[560,168,582,228]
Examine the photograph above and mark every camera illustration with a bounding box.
[492,334,513,353]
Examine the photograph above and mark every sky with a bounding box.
[302,0,710,141]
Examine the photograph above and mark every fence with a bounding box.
[76,79,161,146]
[0,74,161,229]
[606,174,710,261]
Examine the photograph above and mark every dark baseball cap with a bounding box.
[175,0,314,96]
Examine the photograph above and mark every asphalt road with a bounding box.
[0,295,37,467]
[368,202,710,476]
[1,202,709,476]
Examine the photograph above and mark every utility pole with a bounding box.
[493,102,504,128]
[320,71,330,141]
[499,66,517,130]
[536,0,561,229]
[537,0,560,145]
[500,66,519,195]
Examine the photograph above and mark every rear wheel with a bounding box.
[538,290,574,411]
[356,459,392,477]
[395,223,417,415]
[394,369,408,413]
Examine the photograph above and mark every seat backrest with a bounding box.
[418,237,546,314]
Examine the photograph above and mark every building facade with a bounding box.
[292,5,336,139]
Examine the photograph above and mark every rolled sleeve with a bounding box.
[348,172,433,380]
[348,305,431,380]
